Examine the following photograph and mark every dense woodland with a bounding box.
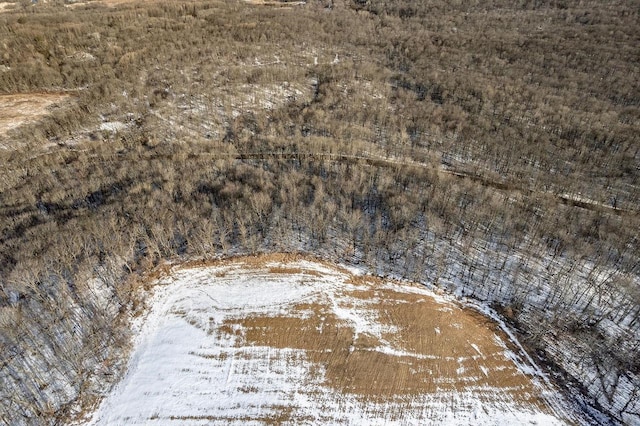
[0,0,638,424]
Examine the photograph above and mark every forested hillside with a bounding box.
[0,0,638,424]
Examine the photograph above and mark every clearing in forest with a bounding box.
[85,254,574,425]
[0,93,70,140]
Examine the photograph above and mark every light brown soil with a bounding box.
[243,0,305,7]
[0,93,70,140]
[206,255,552,410]
[0,2,15,13]
[175,252,353,276]
[67,0,223,8]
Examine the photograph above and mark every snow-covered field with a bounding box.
[85,255,577,425]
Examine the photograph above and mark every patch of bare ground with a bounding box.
[175,252,353,276]
[0,2,15,13]
[65,0,166,8]
[221,292,548,408]
[200,254,554,410]
[167,409,297,425]
[243,0,305,7]
[67,0,226,8]
[0,93,71,141]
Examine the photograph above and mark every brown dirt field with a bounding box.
[0,93,70,140]
[201,254,552,411]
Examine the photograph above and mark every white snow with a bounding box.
[99,121,127,132]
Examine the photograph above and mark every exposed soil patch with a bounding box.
[243,0,305,6]
[0,93,70,140]
[65,0,167,8]
[0,2,15,13]
[223,283,550,408]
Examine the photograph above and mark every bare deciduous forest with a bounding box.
[0,0,638,424]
